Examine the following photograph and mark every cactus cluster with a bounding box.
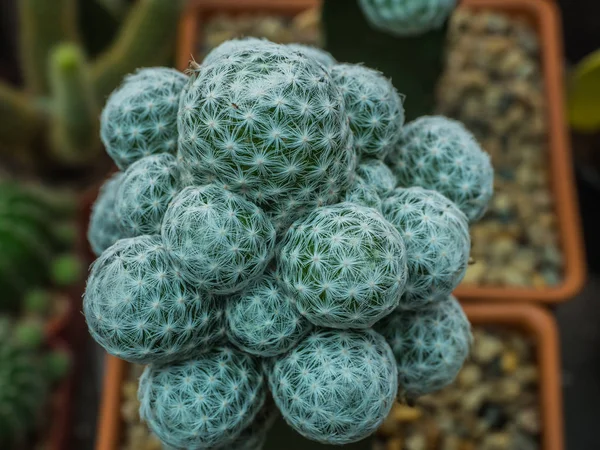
[85,37,494,448]
[358,0,457,36]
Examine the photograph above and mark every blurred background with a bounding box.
[1,0,600,449]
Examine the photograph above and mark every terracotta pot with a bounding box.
[94,302,563,450]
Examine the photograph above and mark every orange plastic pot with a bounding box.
[175,0,585,304]
[94,303,563,450]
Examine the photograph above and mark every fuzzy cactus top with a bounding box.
[278,202,407,329]
[226,271,311,357]
[345,175,383,211]
[115,153,181,236]
[88,172,128,257]
[358,0,457,36]
[161,185,276,295]
[177,43,355,232]
[138,347,266,449]
[356,158,397,195]
[287,44,337,68]
[375,295,471,398]
[83,235,225,364]
[101,67,188,169]
[331,63,404,160]
[386,115,494,223]
[267,328,398,445]
[202,37,275,66]
[381,187,470,309]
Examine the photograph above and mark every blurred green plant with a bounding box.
[0,0,184,183]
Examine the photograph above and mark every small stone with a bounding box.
[458,364,483,388]
[386,437,404,450]
[516,408,541,434]
[473,334,504,364]
[515,365,539,385]
[405,433,427,450]
[442,435,461,450]
[393,404,423,422]
[462,262,487,284]
[511,430,539,450]
[461,385,491,412]
[482,432,511,450]
[478,402,509,431]
[501,350,519,374]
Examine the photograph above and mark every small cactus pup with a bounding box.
[278,202,407,329]
[386,115,494,223]
[83,235,224,364]
[115,153,182,236]
[88,172,129,257]
[331,63,404,160]
[358,0,457,36]
[100,67,188,170]
[356,158,397,196]
[161,185,276,295]
[375,295,472,398]
[267,328,398,445]
[381,187,470,310]
[344,175,383,211]
[226,271,312,357]
[138,347,266,449]
[286,43,337,68]
[177,40,355,232]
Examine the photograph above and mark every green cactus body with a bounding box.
[49,43,99,164]
[92,0,184,105]
[0,337,49,446]
[19,0,79,95]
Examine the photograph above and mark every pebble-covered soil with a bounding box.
[374,327,540,450]
[438,10,563,288]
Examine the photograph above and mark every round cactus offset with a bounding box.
[267,328,398,445]
[358,0,457,36]
[115,153,181,236]
[226,272,312,357]
[177,43,355,232]
[83,235,224,364]
[381,187,470,310]
[386,115,494,223]
[375,295,472,398]
[331,63,404,160]
[287,43,337,68]
[88,172,128,257]
[161,185,276,294]
[344,175,383,211]
[138,347,266,449]
[278,202,407,329]
[356,158,397,195]
[100,67,188,170]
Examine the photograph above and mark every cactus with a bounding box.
[0,183,67,310]
[0,321,49,447]
[83,235,225,364]
[88,172,128,257]
[226,271,312,357]
[49,43,99,164]
[267,328,398,445]
[356,158,397,195]
[101,68,188,170]
[287,44,337,68]
[0,0,184,179]
[386,115,494,223]
[161,185,276,295]
[278,202,407,329]
[115,154,182,236]
[19,0,80,96]
[381,187,470,310]
[344,175,383,211]
[375,295,472,398]
[202,37,275,66]
[358,0,457,37]
[138,347,266,449]
[331,63,405,160]
[177,42,355,232]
